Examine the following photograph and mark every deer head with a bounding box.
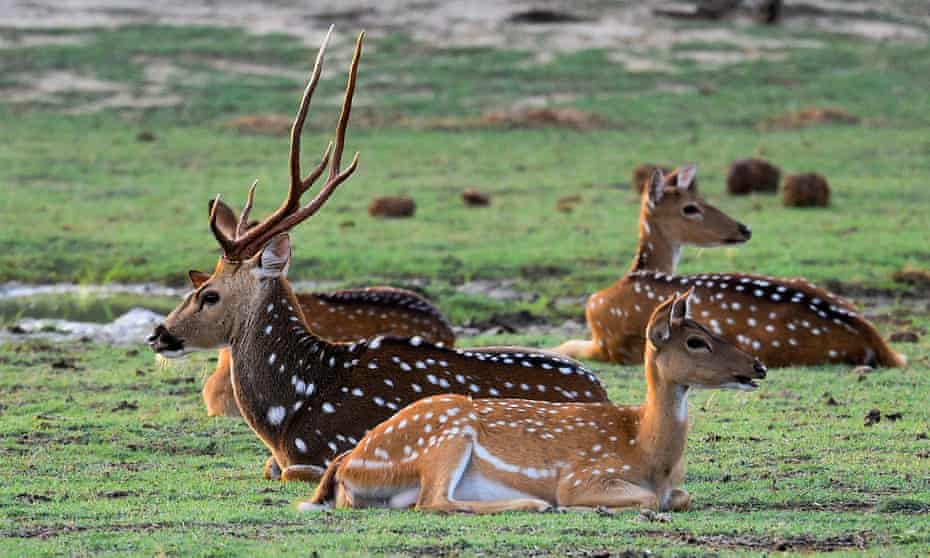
[148,27,362,357]
[646,288,767,391]
[643,165,752,248]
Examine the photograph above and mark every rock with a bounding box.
[783,173,830,207]
[462,188,491,207]
[369,196,416,218]
[727,158,780,195]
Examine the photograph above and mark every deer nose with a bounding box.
[738,223,752,239]
[752,359,767,378]
[147,324,165,345]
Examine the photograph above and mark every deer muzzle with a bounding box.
[147,324,185,356]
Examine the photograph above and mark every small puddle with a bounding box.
[0,283,183,325]
[0,293,179,325]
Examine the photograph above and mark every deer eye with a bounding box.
[202,291,221,305]
[686,336,710,351]
[682,204,701,216]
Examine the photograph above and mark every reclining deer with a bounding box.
[147,28,608,482]
[199,198,455,418]
[554,166,906,368]
[303,289,767,513]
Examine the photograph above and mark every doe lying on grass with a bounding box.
[148,28,608,482]
[553,166,906,368]
[304,289,767,513]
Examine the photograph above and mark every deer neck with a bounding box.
[629,214,680,274]
[227,278,340,439]
[637,356,689,481]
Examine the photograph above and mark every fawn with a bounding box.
[199,199,454,418]
[303,289,766,513]
[148,28,607,481]
[554,167,905,367]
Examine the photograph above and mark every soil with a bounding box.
[1,1,925,113]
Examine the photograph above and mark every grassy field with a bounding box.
[2,13,930,558]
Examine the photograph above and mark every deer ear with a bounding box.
[257,234,291,278]
[648,295,676,346]
[188,270,211,288]
[208,198,239,239]
[676,163,697,192]
[647,169,666,209]
[672,287,694,322]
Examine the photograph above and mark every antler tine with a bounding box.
[289,25,334,198]
[329,30,364,180]
[229,28,363,259]
[209,194,237,255]
[235,179,259,239]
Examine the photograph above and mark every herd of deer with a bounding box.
[147,29,906,514]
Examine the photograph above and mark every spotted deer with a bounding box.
[198,199,454,418]
[302,289,767,513]
[554,167,906,368]
[147,28,608,482]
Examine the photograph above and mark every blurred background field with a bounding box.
[1,1,929,556]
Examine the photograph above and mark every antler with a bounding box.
[211,26,364,261]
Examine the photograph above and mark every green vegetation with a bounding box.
[1,17,929,558]
[1,332,928,556]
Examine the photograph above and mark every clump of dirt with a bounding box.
[889,331,920,343]
[763,106,860,130]
[111,400,139,412]
[675,530,871,552]
[892,267,930,291]
[462,188,491,207]
[783,172,830,207]
[727,158,781,195]
[369,196,416,218]
[556,194,582,213]
[222,114,293,136]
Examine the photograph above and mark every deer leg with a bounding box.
[203,349,240,418]
[666,488,691,511]
[264,456,282,480]
[551,339,604,361]
[281,464,326,482]
[557,474,658,511]
[415,439,551,514]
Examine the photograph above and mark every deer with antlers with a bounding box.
[147,28,608,481]
[198,200,455,418]
[302,289,767,513]
[554,166,906,368]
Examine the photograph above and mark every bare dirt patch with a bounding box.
[2,1,925,76]
[670,529,872,552]
[762,106,861,129]
[422,107,609,131]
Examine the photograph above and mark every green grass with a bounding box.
[2,17,930,558]
[1,331,928,557]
